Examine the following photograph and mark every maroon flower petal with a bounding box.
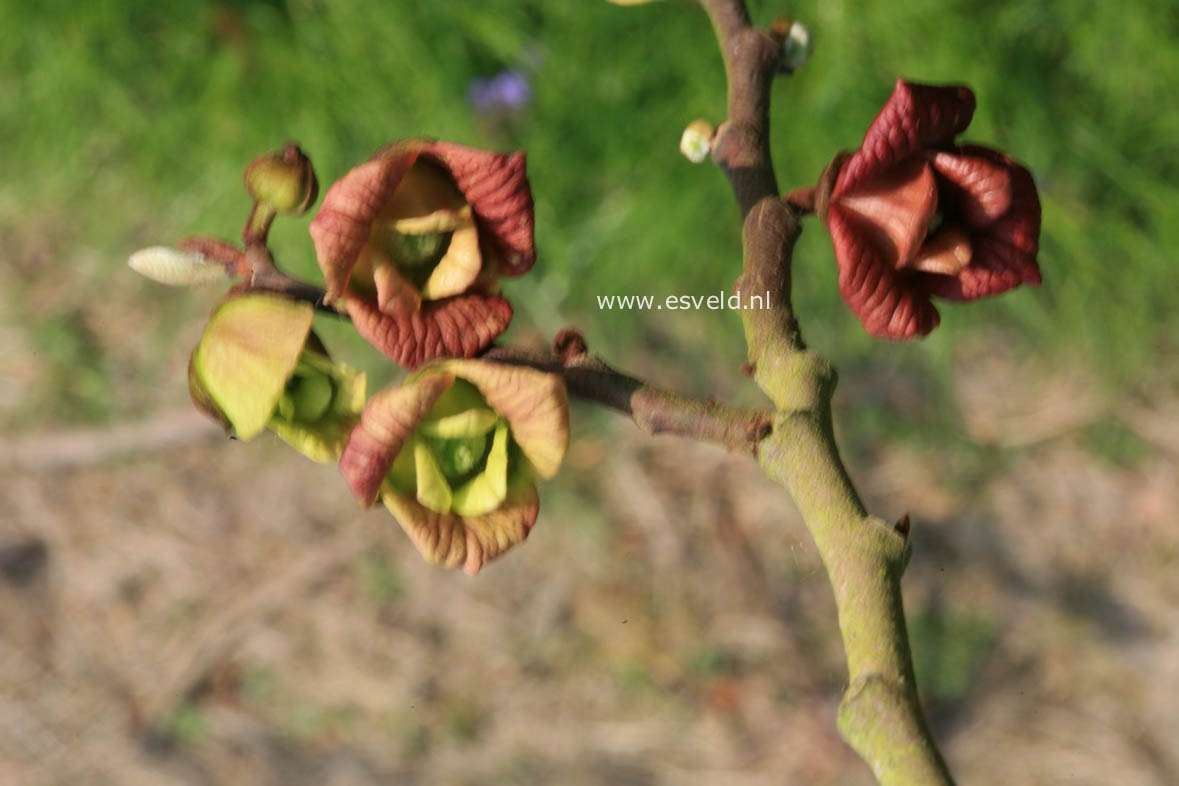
[339,371,455,506]
[828,203,941,339]
[419,141,536,276]
[344,292,514,369]
[929,149,1012,227]
[834,79,976,198]
[834,157,939,268]
[310,147,419,302]
[923,145,1042,301]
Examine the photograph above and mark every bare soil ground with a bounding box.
[2,359,1178,786]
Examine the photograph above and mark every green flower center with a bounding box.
[426,432,489,478]
[386,379,516,517]
[375,224,453,286]
[274,357,336,423]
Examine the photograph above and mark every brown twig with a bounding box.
[484,332,772,458]
[177,236,340,314]
[697,0,954,783]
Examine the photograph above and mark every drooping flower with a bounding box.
[309,140,535,368]
[340,359,568,574]
[821,78,1042,340]
[189,293,365,462]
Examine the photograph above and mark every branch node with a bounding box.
[894,514,911,539]
[553,327,589,361]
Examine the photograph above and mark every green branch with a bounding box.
[697,0,955,782]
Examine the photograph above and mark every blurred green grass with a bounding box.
[2,0,1177,429]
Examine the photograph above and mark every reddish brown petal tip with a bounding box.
[345,293,514,369]
[419,141,536,276]
[340,372,455,506]
[310,149,419,301]
[835,79,976,198]
[828,203,941,340]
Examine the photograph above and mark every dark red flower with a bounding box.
[310,140,535,367]
[823,79,1042,340]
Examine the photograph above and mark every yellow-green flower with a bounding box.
[189,293,365,462]
[341,359,568,574]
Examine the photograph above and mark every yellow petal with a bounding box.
[414,436,453,513]
[451,420,510,516]
[370,248,422,314]
[268,418,351,463]
[421,205,482,300]
[192,295,314,440]
[382,159,467,222]
[437,359,570,478]
[393,209,461,235]
[418,408,498,439]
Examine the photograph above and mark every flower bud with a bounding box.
[244,143,319,216]
[128,245,230,287]
[679,119,715,164]
[770,18,811,73]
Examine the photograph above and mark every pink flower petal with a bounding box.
[310,148,419,302]
[834,79,976,198]
[344,292,514,369]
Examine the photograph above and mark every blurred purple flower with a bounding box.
[468,69,531,113]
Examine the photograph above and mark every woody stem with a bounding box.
[483,338,771,458]
[698,0,955,783]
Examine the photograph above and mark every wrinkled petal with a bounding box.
[191,295,314,439]
[827,203,940,340]
[924,145,1042,301]
[438,359,569,478]
[929,149,1012,227]
[834,157,938,268]
[419,141,536,276]
[310,147,418,302]
[311,140,536,305]
[339,371,455,506]
[451,420,510,516]
[834,79,975,198]
[383,474,540,575]
[344,292,513,369]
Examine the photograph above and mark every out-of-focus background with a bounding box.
[2,0,1178,783]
